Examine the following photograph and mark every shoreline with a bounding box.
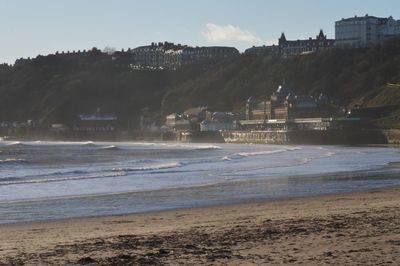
[1,187,400,265]
[1,183,399,227]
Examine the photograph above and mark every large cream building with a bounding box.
[335,15,400,48]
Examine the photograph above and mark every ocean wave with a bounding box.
[159,143,222,151]
[97,145,121,151]
[46,169,88,176]
[112,162,182,172]
[5,141,28,147]
[81,141,96,147]
[323,152,336,157]
[220,156,232,161]
[122,159,157,165]
[187,145,221,150]
[132,142,221,150]
[300,158,313,165]
[0,158,28,164]
[234,147,301,157]
[0,171,126,186]
[0,169,90,181]
[0,161,184,185]
[0,177,20,182]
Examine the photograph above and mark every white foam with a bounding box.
[112,162,182,172]
[323,152,336,157]
[180,144,221,150]
[82,141,96,146]
[160,143,222,150]
[300,158,313,164]
[220,156,232,161]
[0,158,28,164]
[98,145,120,151]
[235,147,301,157]
[6,141,23,146]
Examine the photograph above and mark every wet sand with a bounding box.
[1,188,399,265]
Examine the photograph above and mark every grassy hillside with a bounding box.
[365,84,400,107]
[363,84,400,128]
[0,38,399,128]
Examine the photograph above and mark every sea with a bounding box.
[0,140,399,224]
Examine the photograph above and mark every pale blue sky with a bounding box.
[0,0,399,64]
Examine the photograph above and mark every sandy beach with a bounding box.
[1,188,399,265]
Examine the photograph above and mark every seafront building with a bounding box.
[245,30,334,57]
[165,107,244,133]
[181,46,239,64]
[165,107,210,131]
[242,85,330,130]
[72,108,118,132]
[132,42,186,70]
[164,85,331,133]
[161,85,380,144]
[244,45,280,56]
[278,30,334,57]
[335,15,400,48]
[246,14,400,56]
[132,42,239,70]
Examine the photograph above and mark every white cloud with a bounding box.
[202,23,262,44]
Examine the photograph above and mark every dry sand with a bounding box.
[1,188,400,265]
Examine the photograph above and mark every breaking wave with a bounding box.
[112,162,182,172]
[82,141,96,147]
[0,169,89,181]
[0,161,184,186]
[220,156,232,161]
[234,147,301,157]
[0,172,126,186]
[0,158,28,164]
[5,141,29,147]
[132,142,221,150]
[186,145,221,150]
[97,145,121,151]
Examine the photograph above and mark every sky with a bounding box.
[0,0,399,64]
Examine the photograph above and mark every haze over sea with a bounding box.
[0,140,399,224]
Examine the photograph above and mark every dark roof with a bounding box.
[184,107,207,116]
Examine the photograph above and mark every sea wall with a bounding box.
[287,129,388,145]
[381,129,400,144]
[222,131,288,144]
[2,127,397,145]
[221,129,388,145]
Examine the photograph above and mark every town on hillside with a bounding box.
[2,14,400,144]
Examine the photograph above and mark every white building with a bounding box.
[335,15,400,48]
